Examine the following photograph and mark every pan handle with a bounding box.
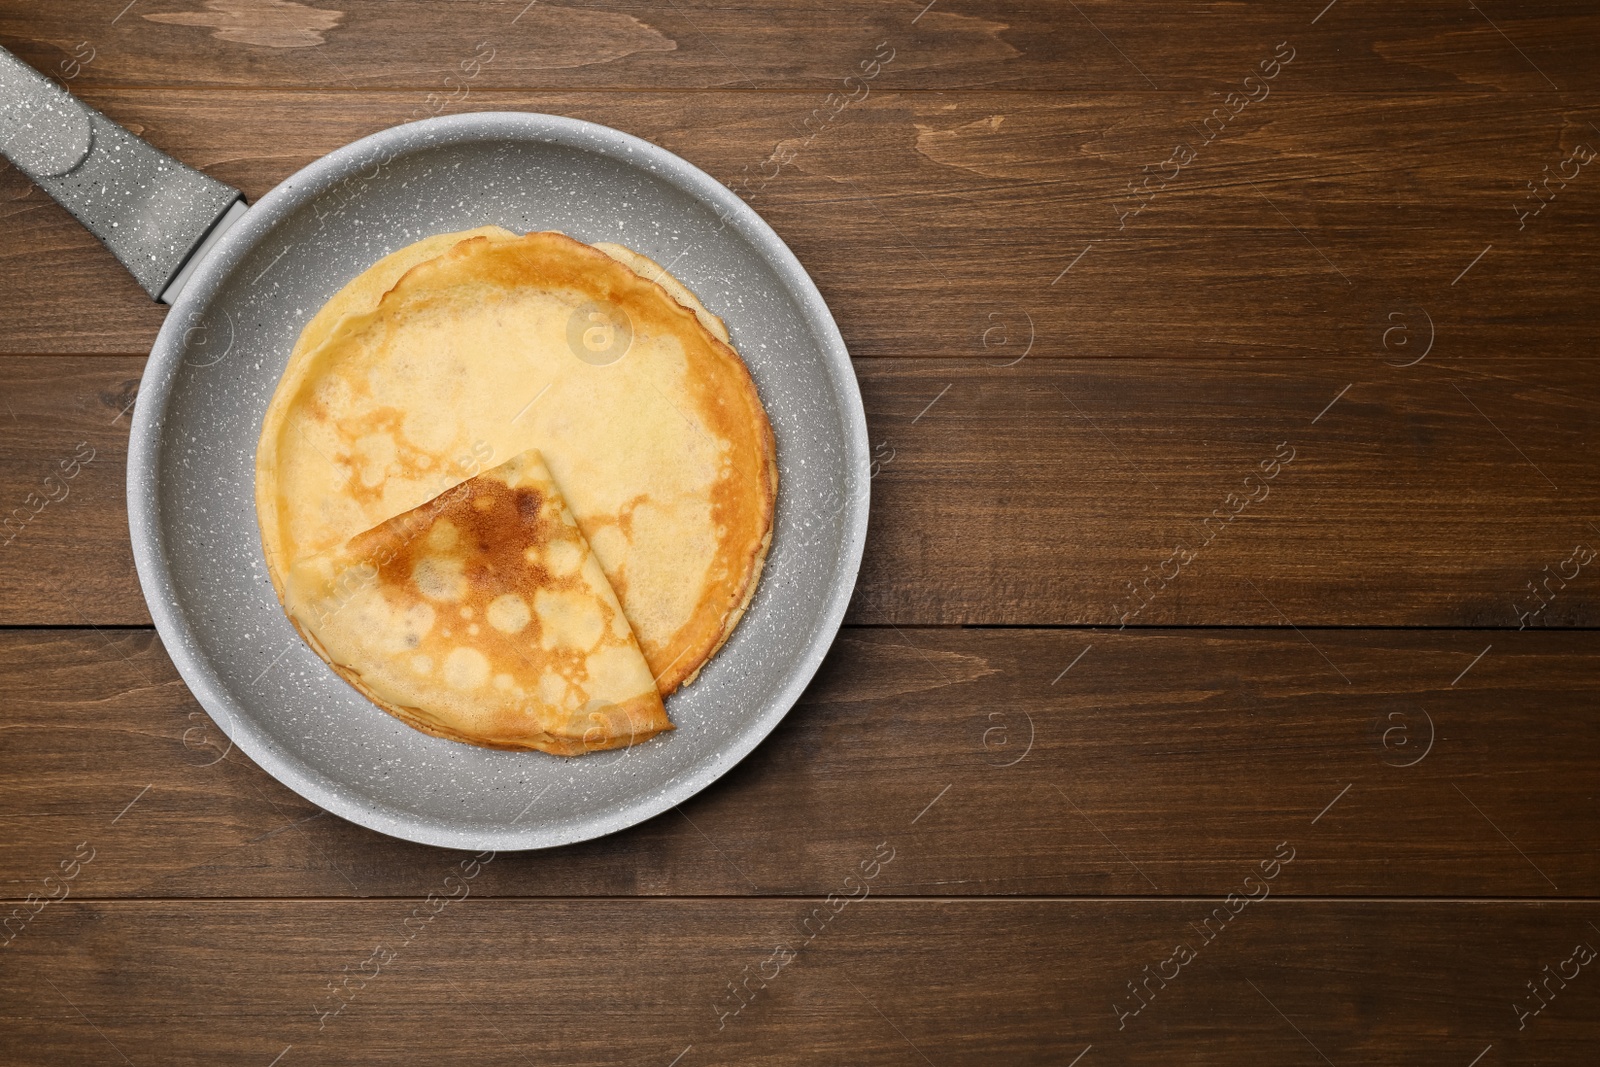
[0,45,244,302]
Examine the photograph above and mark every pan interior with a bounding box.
[134,115,866,849]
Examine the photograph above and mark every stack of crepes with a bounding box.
[254,228,777,755]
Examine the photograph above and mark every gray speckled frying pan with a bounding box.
[0,47,868,850]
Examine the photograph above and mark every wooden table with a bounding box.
[3,2,1598,1063]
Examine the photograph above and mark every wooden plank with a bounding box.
[0,359,139,625]
[3,89,1600,359]
[2,627,1597,899]
[1,0,1593,92]
[1,897,1597,1065]
[851,357,1600,627]
[5,355,1598,628]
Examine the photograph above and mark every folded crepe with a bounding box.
[256,228,776,701]
[283,449,671,755]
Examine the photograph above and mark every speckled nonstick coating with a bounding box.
[127,113,869,850]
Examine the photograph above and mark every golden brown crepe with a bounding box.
[284,448,671,754]
[256,228,776,704]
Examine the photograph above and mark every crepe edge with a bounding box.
[672,410,778,693]
[560,237,779,695]
[287,610,672,757]
[591,241,731,345]
[582,242,776,692]
[254,225,521,604]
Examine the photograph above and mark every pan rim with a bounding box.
[126,111,869,850]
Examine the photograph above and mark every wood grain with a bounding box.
[2,90,1599,360]
[1,0,1593,92]
[2,627,1596,899]
[0,360,139,625]
[851,357,1600,628]
[5,356,1597,628]
[2,898,1596,1066]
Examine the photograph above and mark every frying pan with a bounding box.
[0,47,870,850]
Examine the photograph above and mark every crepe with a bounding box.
[283,448,670,754]
[256,228,776,702]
